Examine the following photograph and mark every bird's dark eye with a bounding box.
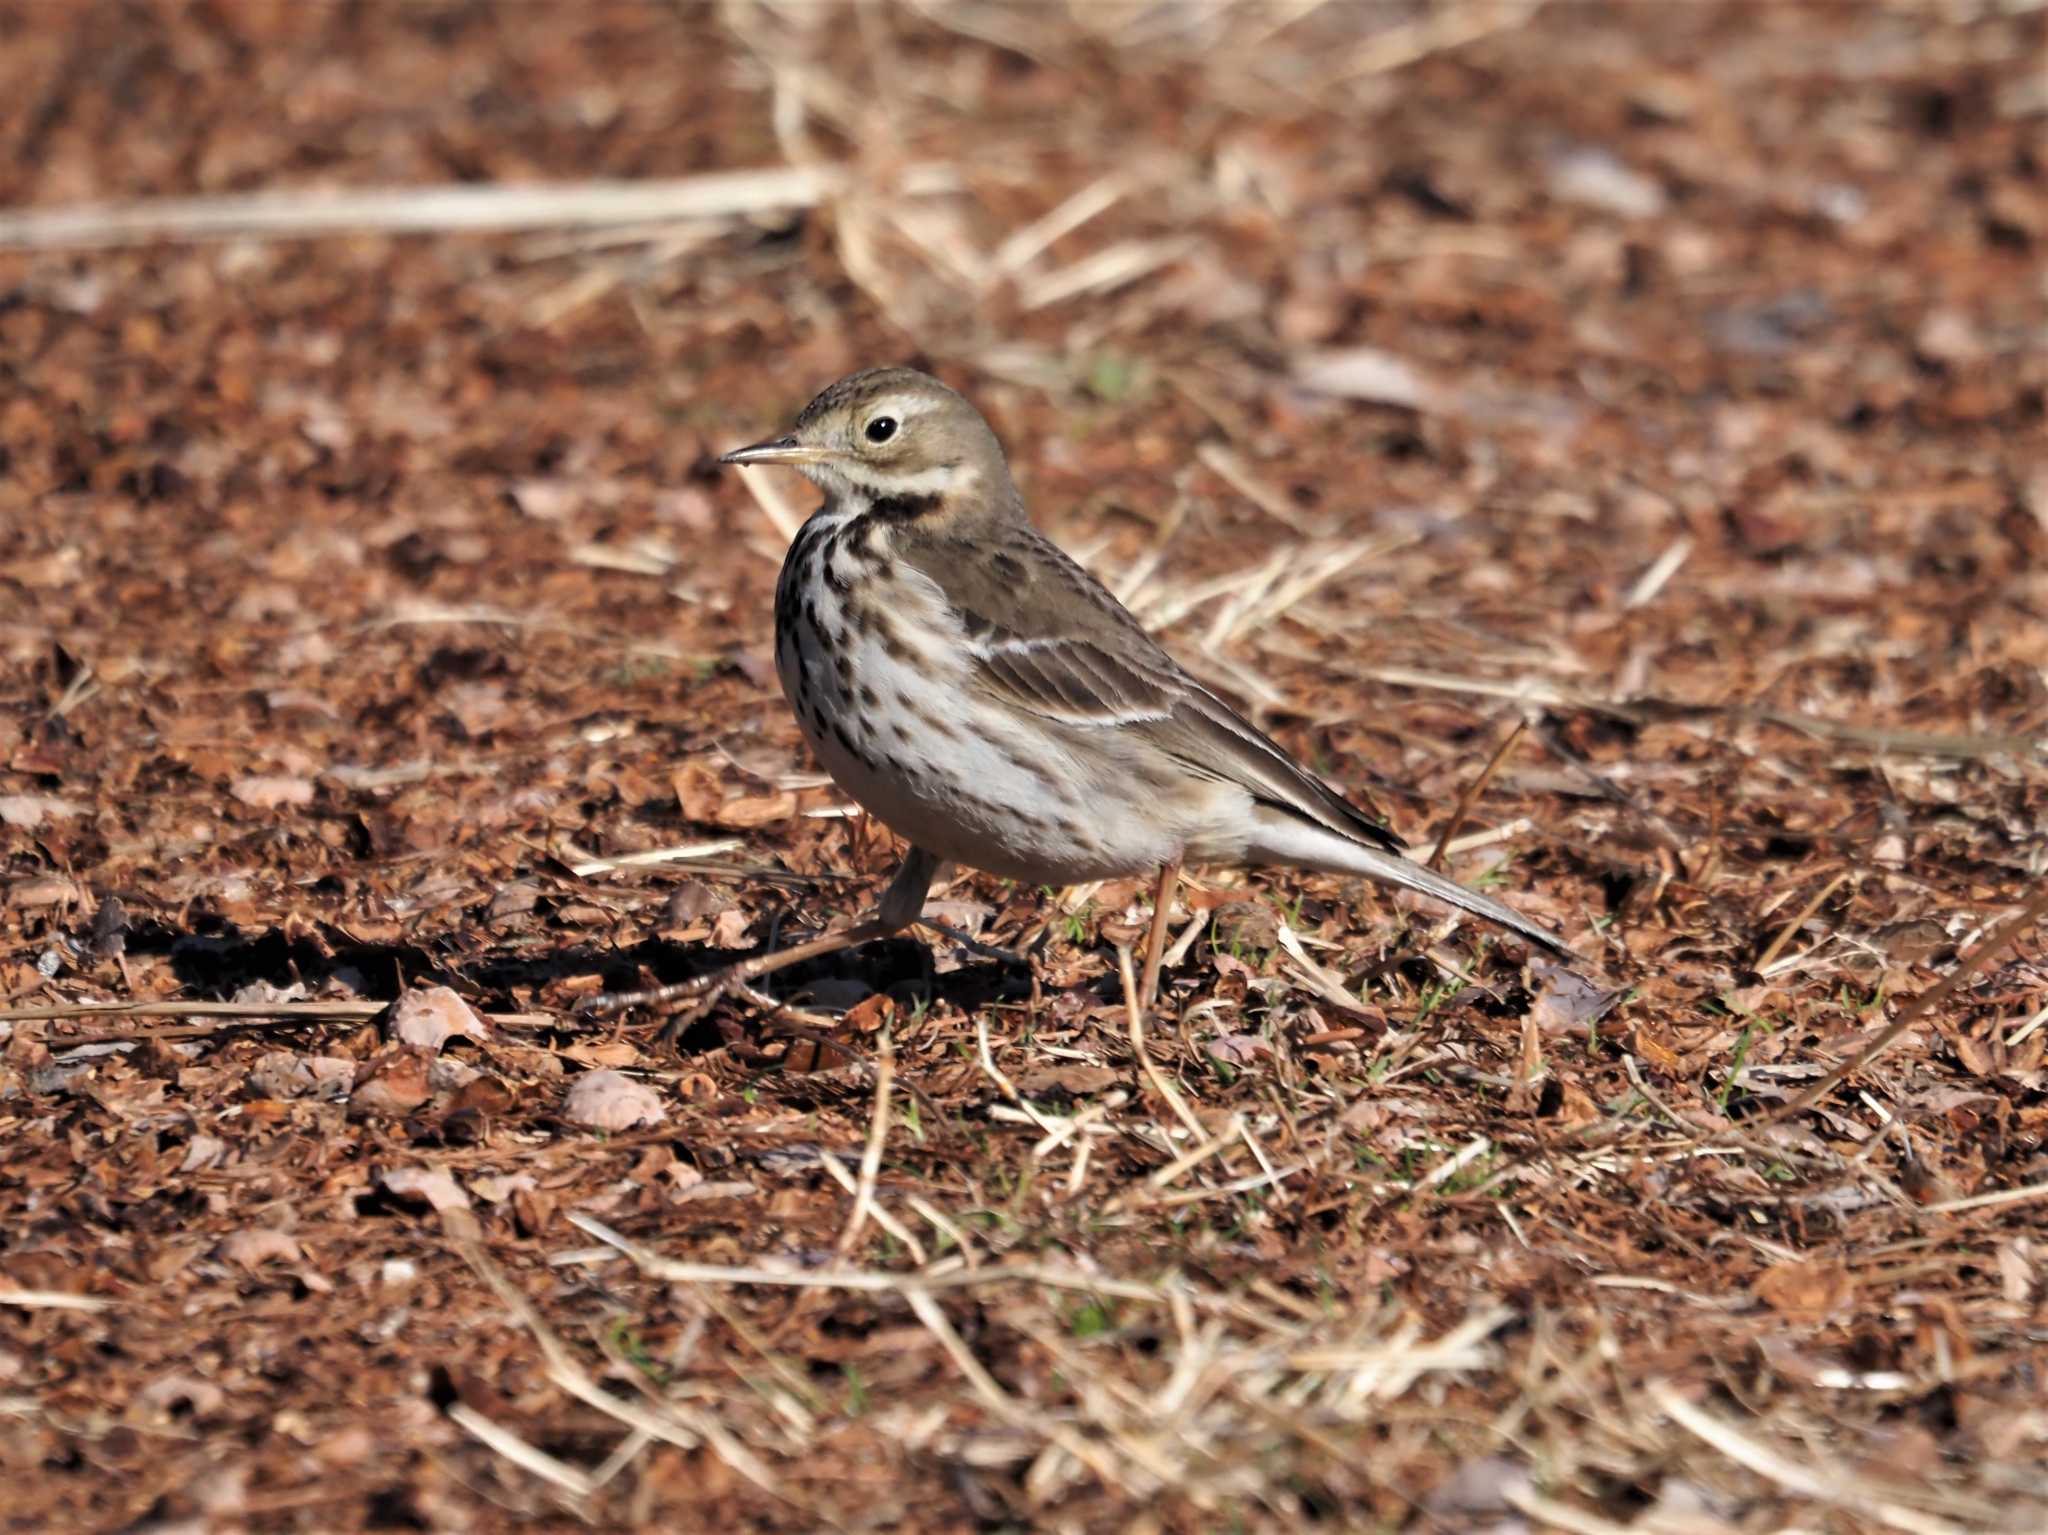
[865,416,898,444]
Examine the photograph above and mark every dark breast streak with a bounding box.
[774,516,833,645]
[775,516,839,744]
[778,493,948,698]
[777,508,913,754]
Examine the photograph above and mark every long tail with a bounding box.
[1245,810,1574,957]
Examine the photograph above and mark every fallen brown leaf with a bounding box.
[349,1047,434,1116]
[388,985,491,1052]
[1753,1258,1856,1322]
[562,1069,666,1131]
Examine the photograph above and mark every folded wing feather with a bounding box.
[947,536,1405,859]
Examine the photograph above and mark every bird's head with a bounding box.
[720,367,1015,516]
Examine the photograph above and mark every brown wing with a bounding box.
[905,522,1406,856]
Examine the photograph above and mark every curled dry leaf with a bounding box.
[708,905,753,949]
[247,1051,314,1099]
[486,879,542,921]
[1205,1032,1271,1066]
[1951,1033,2002,1078]
[179,1133,230,1172]
[562,1069,667,1131]
[467,1172,536,1204]
[511,1185,554,1239]
[0,794,85,829]
[843,993,896,1034]
[445,1076,516,1118]
[388,986,490,1052]
[1212,952,1258,983]
[216,1228,304,1269]
[1632,1025,1684,1075]
[229,774,316,810]
[602,762,669,808]
[349,1047,434,1116]
[1753,1257,1856,1322]
[716,790,798,829]
[428,1056,481,1093]
[561,1038,643,1069]
[1528,964,1626,1037]
[376,1165,472,1213]
[671,758,726,822]
[1722,981,1776,1015]
[783,1035,857,1073]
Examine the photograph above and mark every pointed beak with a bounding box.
[719,435,836,468]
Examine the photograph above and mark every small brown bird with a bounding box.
[598,367,1567,1017]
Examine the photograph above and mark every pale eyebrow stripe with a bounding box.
[876,395,939,422]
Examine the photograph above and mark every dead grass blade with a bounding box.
[569,840,746,876]
[447,1403,597,1501]
[562,1212,1209,1310]
[456,1233,797,1519]
[1310,0,1547,88]
[991,172,1132,277]
[1117,945,1208,1144]
[1761,883,2048,1127]
[835,1027,895,1259]
[0,999,548,1028]
[1751,870,1850,972]
[0,165,959,249]
[0,1290,115,1312]
[1427,718,1527,871]
[1649,1380,1980,1534]
[1921,1178,2048,1216]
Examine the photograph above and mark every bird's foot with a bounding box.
[918,918,1034,970]
[581,917,906,1036]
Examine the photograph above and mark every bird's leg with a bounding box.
[1136,859,1182,1013]
[874,846,944,931]
[584,848,943,1019]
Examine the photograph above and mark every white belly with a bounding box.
[776,532,1199,883]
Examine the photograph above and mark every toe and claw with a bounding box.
[582,850,1184,1038]
[582,847,1029,1036]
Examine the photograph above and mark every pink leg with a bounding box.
[1136,860,1181,1014]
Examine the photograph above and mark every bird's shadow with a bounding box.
[117,914,1027,1051]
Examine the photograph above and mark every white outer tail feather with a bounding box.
[1243,811,1571,957]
